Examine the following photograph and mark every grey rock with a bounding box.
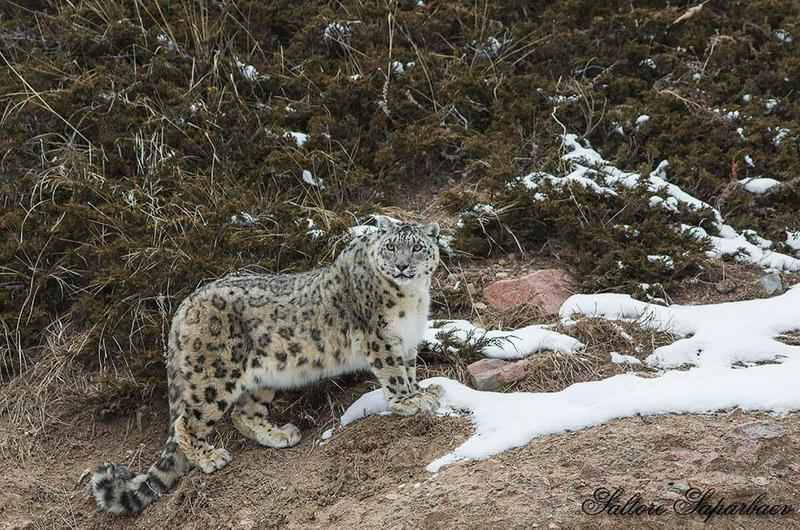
[759,272,783,296]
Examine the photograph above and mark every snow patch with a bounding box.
[230,211,258,227]
[742,229,773,250]
[323,21,353,44]
[302,170,324,188]
[519,171,616,197]
[347,215,403,237]
[437,234,454,256]
[235,58,259,81]
[424,320,584,360]
[634,114,650,128]
[286,131,308,148]
[156,34,180,53]
[647,254,675,270]
[456,203,497,228]
[765,98,778,114]
[336,288,800,473]
[776,30,793,44]
[739,177,780,195]
[560,287,800,369]
[786,231,800,255]
[649,195,679,213]
[610,352,641,365]
[715,109,739,121]
[773,127,791,146]
[299,218,324,239]
[342,357,800,473]
[548,94,582,105]
[532,133,800,271]
[474,36,504,60]
[189,101,205,114]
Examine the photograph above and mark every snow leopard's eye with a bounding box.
[412,244,423,252]
[385,243,396,252]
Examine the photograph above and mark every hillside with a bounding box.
[1,1,799,528]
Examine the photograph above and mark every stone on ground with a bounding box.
[759,272,783,296]
[467,358,530,391]
[482,269,574,315]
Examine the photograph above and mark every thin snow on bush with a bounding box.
[302,169,324,188]
[323,21,353,45]
[235,57,259,81]
[424,320,584,360]
[515,133,800,272]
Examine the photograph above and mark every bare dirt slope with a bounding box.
[2,390,799,529]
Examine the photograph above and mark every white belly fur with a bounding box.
[243,355,371,391]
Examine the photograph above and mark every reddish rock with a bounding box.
[482,269,575,315]
[467,358,529,391]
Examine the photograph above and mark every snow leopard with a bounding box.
[90,217,442,514]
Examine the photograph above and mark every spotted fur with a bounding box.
[91,217,442,514]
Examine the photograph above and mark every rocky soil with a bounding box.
[2,394,799,529]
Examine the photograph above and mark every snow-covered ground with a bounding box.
[331,287,800,473]
[560,287,800,368]
[327,143,799,471]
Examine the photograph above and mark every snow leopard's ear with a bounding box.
[375,215,394,233]
[424,222,440,239]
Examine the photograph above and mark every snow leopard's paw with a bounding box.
[389,391,440,416]
[423,383,443,398]
[197,446,232,474]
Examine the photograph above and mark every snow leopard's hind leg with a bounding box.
[172,360,238,474]
[232,388,302,448]
[174,407,233,474]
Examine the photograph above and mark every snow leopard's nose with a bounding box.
[396,264,409,272]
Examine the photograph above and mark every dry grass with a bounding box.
[0,319,95,463]
[498,317,676,394]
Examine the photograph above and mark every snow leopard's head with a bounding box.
[371,216,440,285]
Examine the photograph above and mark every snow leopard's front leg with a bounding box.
[402,349,443,404]
[369,336,439,416]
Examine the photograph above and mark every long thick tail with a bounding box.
[90,434,189,515]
